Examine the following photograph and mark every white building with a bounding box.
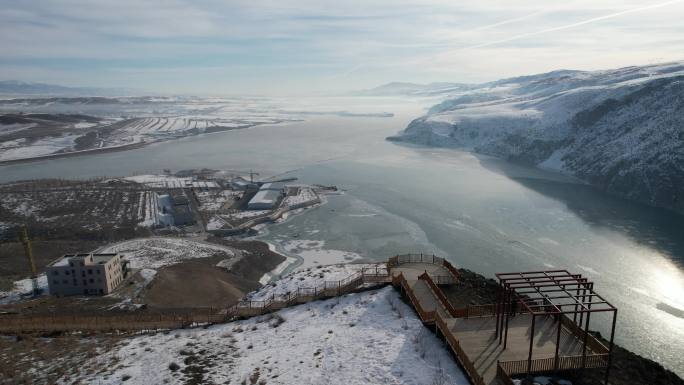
[46,253,126,296]
[247,189,282,210]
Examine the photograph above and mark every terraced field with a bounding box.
[0,96,301,162]
[0,180,156,241]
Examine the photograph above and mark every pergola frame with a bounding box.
[494,270,618,384]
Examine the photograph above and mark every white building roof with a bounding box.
[260,182,286,191]
[48,253,119,267]
[248,189,280,206]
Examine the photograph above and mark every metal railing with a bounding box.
[497,353,610,382]
[388,253,460,281]
[463,304,497,318]
[1,267,392,333]
[419,273,459,318]
[559,314,610,354]
[392,272,436,323]
[233,269,390,316]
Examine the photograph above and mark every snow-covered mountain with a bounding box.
[0,80,137,96]
[356,81,473,97]
[388,62,684,214]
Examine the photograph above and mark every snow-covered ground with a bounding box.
[0,134,80,161]
[122,174,218,189]
[65,286,468,385]
[0,96,306,162]
[1,237,238,305]
[0,188,152,230]
[96,237,239,269]
[0,275,48,305]
[196,190,242,211]
[249,263,384,300]
[206,215,228,230]
[282,186,320,208]
[136,191,158,227]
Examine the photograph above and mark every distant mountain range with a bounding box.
[0,80,138,96]
[388,62,684,215]
[355,81,475,97]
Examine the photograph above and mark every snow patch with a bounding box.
[97,237,238,269]
[69,286,469,385]
[281,239,364,270]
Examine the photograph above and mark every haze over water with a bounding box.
[1,97,682,375]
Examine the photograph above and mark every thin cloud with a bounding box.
[464,0,684,50]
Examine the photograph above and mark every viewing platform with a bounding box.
[387,254,616,385]
[0,252,617,385]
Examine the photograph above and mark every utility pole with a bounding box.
[249,169,259,183]
[19,225,40,295]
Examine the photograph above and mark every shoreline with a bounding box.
[257,242,300,285]
[0,119,299,167]
[0,140,149,165]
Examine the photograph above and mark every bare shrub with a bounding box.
[268,314,285,328]
[412,329,430,359]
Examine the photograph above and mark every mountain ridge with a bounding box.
[388,61,684,215]
[0,80,139,97]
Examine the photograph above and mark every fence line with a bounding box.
[387,253,461,282]
[497,353,609,381]
[392,272,436,322]
[419,272,460,318]
[435,312,486,385]
[0,267,391,333]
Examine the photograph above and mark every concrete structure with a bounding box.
[247,189,281,210]
[259,182,286,191]
[230,177,258,191]
[47,253,126,296]
[156,192,195,226]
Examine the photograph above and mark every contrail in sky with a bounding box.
[465,9,551,34]
[464,0,684,50]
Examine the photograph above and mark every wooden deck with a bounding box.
[445,314,593,384]
[387,255,610,385]
[2,253,610,385]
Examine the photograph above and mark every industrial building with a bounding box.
[247,189,282,210]
[46,253,126,296]
[259,182,286,191]
[230,177,258,191]
[245,181,286,210]
[156,192,196,226]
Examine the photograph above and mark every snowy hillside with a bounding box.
[59,272,468,385]
[389,62,684,214]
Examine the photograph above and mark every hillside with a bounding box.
[2,263,682,385]
[0,80,135,96]
[1,274,468,385]
[388,62,684,214]
[356,81,473,97]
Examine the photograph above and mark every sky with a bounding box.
[1,0,684,95]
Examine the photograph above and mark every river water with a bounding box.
[0,97,682,375]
